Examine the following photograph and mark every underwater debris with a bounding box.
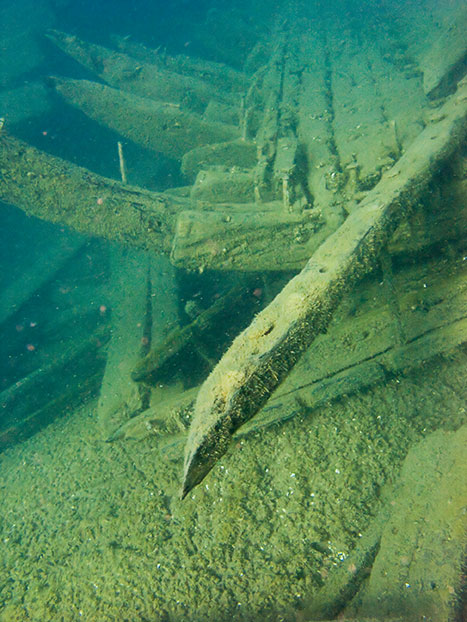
[182,79,467,497]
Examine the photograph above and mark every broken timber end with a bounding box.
[181,77,467,498]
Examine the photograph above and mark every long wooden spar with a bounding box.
[0,133,183,253]
[0,133,330,272]
[181,78,467,498]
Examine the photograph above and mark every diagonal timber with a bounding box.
[181,78,467,497]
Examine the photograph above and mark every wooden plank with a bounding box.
[96,247,152,436]
[96,250,179,437]
[52,78,239,161]
[203,100,240,126]
[296,28,346,220]
[107,387,198,442]
[420,7,467,98]
[355,425,467,620]
[181,139,257,179]
[171,203,327,272]
[181,78,467,496]
[111,35,248,93]
[357,21,429,153]
[190,168,255,204]
[327,23,398,190]
[244,258,467,433]
[251,36,286,201]
[47,30,238,112]
[0,323,109,434]
[272,37,302,209]
[302,426,467,619]
[119,315,467,453]
[0,133,182,252]
[389,1,467,99]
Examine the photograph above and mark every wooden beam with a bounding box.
[47,30,239,112]
[52,78,239,161]
[0,133,183,252]
[107,254,467,451]
[181,78,467,497]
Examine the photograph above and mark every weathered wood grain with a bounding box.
[0,133,182,251]
[53,78,239,160]
[181,78,467,497]
[47,30,238,112]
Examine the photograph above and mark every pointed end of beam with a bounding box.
[181,419,234,499]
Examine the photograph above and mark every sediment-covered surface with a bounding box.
[0,345,465,621]
[1,1,466,620]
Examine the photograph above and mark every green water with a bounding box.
[0,0,466,620]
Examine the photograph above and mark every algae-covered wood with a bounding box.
[1,0,466,619]
[181,139,257,179]
[3,127,461,275]
[52,78,239,160]
[0,134,182,251]
[182,79,467,496]
[47,30,239,112]
[349,425,467,620]
[4,6,464,274]
[302,424,467,620]
[0,330,108,452]
[171,203,328,272]
[111,34,248,94]
[245,253,467,435]
[392,1,467,99]
[97,250,179,437]
[106,251,467,447]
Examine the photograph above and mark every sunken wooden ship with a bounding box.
[0,0,466,618]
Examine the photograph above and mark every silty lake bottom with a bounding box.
[0,0,466,620]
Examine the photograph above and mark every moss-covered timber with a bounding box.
[302,423,467,620]
[1,131,465,276]
[132,283,259,386]
[181,77,467,497]
[46,30,239,112]
[0,134,184,252]
[106,252,467,447]
[181,139,257,179]
[52,78,239,160]
[171,202,332,272]
[111,35,248,94]
[349,425,467,620]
